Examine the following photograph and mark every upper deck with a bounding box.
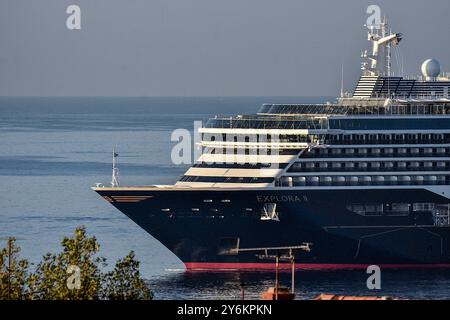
[203,98,450,132]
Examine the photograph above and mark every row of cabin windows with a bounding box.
[303,147,450,158]
[203,133,311,143]
[325,133,449,144]
[288,161,450,172]
[203,133,449,145]
[275,175,450,187]
[206,148,299,155]
[179,176,274,183]
[342,104,450,115]
[194,162,288,169]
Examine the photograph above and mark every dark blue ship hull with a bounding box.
[95,187,450,270]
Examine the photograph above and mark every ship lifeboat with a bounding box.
[321,176,332,186]
[293,176,306,186]
[374,176,385,185]
[399,176,411,185]
[384,148,394,155]
[334,176,346,186]
[427,176,437,185]
[414,176,424,185]
[309,176,320,186]
[387,176,398,185]
[348,176,359,186]
[362,176,372,185]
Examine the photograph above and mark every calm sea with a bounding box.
[1,96,449,300]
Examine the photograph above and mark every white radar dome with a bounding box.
[421,59,441,78]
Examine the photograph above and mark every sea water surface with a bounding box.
[1,96,450,300]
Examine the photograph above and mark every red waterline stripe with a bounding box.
[184,262,450,271]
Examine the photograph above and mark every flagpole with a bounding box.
[112,148,114,171]
[111,147,119,187]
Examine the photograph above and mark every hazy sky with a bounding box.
[1,0,449,96]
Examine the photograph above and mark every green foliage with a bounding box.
[0,227,153,300]
[28,227,106,300]
[0,238,29,300]
[102,251,153,300]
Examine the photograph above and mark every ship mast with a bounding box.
[111,148,119,187]
[362,16,402,77]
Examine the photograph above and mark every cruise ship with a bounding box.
[94,19,450,270]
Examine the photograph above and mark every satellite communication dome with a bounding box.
[421,59,441,78]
